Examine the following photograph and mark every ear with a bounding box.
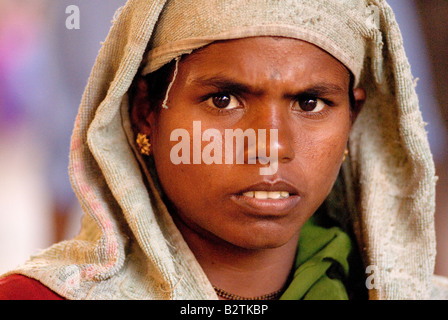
[350,87,366,124]
[131,77,152,137]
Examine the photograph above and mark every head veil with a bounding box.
[4,0,442,299]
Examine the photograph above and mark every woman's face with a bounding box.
[135,37,364,250]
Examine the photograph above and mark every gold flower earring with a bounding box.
[342,148,349,162]
[136,133,151,156]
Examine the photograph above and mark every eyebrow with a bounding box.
[191,75,346,97]
[291,83,346,98]
[192,75,263,96]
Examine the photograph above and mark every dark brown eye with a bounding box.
[293,98,326,112]
[209,94,240,109]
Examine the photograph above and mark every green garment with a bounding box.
[280,211,352,300]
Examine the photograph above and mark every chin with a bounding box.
[222,223,301,250]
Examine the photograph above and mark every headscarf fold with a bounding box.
[2,0,442,299]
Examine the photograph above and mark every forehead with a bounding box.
[179,36,350,89]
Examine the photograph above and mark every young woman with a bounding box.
[1,0,447,300]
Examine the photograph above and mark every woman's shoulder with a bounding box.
[0,274,64,300]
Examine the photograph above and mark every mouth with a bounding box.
[231,180,301,216]
[241,191,291,199]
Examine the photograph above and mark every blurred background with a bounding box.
[0,0,126,273]
[0,0,447,278]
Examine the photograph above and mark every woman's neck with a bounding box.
[175,216,299,300]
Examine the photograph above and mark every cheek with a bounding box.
[149,116,223,207]
[297,120,350,197]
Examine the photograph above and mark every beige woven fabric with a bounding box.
[3,0,446,299]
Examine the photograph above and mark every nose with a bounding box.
[246,101,296,165]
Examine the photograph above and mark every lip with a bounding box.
[230,180,301,217]
[237,180,300,195]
